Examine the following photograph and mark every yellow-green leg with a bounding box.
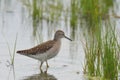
[40,62,43,73]
[44,61,49,73]
[40,62,43,69]
[46,61,49,68]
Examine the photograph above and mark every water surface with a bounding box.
[0,0,85,80]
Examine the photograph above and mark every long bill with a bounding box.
[64,35,72,41]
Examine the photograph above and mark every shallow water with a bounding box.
[1,0,120,80]
[0,0,86,80]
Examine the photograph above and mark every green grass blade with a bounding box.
[11,33,18,65]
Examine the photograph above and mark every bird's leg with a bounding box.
[46,61,49,68]
[45,67,48,73]
[40,62,43,70]
[44,61,49,73]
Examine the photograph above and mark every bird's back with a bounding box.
[17,40,55,55]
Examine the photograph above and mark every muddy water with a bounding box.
[0,0,86,80]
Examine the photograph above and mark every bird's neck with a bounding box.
[53,36,61,41]
[53,38,61,42]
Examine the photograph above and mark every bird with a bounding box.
[17,30,72,69]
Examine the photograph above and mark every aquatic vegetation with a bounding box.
[70,0,80,38]
[83,21,119,80]
[21,0,119,79]
[21,0,63,36]
[70,0,80,27]
[102,22,118,79]
[80,0,114,30]
[80,0,119,79]
[3,34,18,66]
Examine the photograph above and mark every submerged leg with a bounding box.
[46,61,49,68]
[39,62,44,73]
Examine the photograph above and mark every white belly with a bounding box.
[28,52,47,62]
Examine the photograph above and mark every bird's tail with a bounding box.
[17,50,28,55]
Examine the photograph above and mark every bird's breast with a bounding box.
[46,40,61,59]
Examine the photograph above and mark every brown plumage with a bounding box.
[17,40,55,55]
[16,30,72,69]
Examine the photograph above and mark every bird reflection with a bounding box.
[23,69,57,80]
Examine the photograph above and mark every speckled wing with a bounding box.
[17,40,55,55]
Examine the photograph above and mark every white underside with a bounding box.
[28,51,58,62]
